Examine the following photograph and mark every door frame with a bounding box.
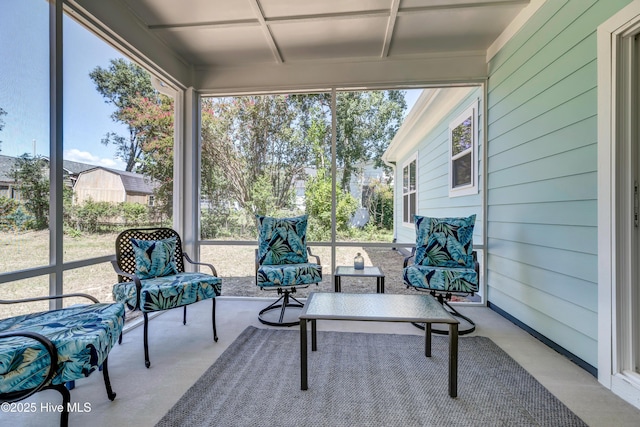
[597,0,640,410]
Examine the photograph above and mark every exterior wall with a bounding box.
[125,194,150,205]
[74,169,126,204]
[394,87,484,247]
[347,161,389,207]
[486,0,632,369]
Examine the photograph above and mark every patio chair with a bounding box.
[255,214,322,326]
[111,227,222,368]
[0,293,124,427]
[403,214,479,335]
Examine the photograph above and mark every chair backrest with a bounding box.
[256,214,309,265]
[414,215,476,268]
[115,228,185,282]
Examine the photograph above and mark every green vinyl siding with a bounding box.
[486,0,632,368]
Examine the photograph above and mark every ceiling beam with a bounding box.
[381,0,401,58]
[194,51,488,95]
[398,0,530,15]
[249,0,283,64]
[144,1,529,31]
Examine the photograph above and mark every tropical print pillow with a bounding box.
[414,214,476,268]
[256,214,309,265]
[131,237,178,279]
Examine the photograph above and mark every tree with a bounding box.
[200,91,405,237]
[117,94,175,214]
[201,96,312,215]
[334,91,406,190]
[11,154,49,229]
[90,58,157,171]
[0,106,6,151]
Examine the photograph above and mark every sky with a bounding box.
[0,1,422,172]
[0,0,128,170]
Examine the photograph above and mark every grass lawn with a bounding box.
[2,230,428,318]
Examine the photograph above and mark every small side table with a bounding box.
[334,266,385,293]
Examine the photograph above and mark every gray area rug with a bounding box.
[157,326,586,427]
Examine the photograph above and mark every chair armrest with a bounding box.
[307,247,321,265]
[0,331,58,402]
[111,260,143,310]
[183,252,218,276]
[403,247,416,268]
[0,293,100,305]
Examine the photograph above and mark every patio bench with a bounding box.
[0,294,125,427]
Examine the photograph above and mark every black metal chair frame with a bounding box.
[255,247,320,327]
[0,293,117,427]
[112,227,219,368]
[403,248,479,335]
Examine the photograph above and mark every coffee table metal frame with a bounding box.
[333,265,385,293]
[299,292,460,397]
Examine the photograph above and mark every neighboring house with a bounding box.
[292,164,389,218]
[0,154,95,199]
[383,87,483,246]
[0,155,19,199]
[74,167,155,205]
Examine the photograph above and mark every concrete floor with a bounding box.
[2,297,640,426]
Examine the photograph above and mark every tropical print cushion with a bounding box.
[0,303,124,394]
[131,237,178,279]
[257,263,322,288]
[256,214,309,265]
[112,272,222,312]
[404,265,478,293]
[414,214,476,268]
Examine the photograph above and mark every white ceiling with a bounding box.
[71,0,535,93]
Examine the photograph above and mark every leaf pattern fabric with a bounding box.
[414,215,476,268]
[112,272,222,312]
[256,215,309,265]
[257,263,322,287]
[131,237,178,279]
[403,265,478,293]
[0,303,124,394]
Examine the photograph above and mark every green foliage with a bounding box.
[89,58,157,172]
[200,91,406,241]
[201,95,312,215]
[72,199,119,233]
[90,58,174,214]
[64,199,156,233]
[0,196,33,231]
[11,154,49,230]
[249,174,279,217]
[120,202,148,225]
[364,179,394,230]
[304,170,358,240]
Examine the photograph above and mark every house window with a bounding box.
[449,100,478,197]
[402,155,417,225]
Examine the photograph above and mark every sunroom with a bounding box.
[2,0,640,425]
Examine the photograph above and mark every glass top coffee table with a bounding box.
[299,292,460,397]
[334,265,385,293]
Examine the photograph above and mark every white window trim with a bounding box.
[448,99,479,197]
[401,153,418,227]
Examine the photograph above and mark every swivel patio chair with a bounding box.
[255,214,322,326]
[403,214,479,335]
[112,227,222,368]
[0,293,124,427]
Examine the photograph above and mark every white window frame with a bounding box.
[401,153,418,226]
[448,100,478,197]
